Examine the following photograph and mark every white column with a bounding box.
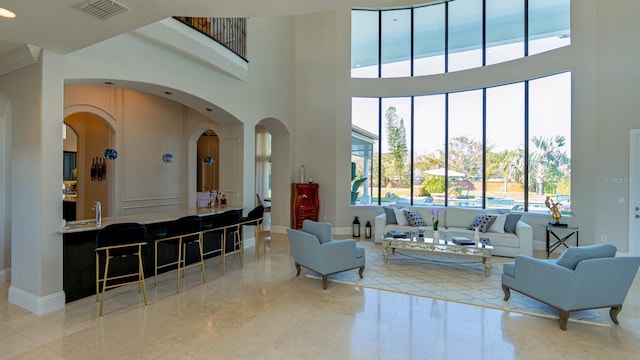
[7,50,66,314]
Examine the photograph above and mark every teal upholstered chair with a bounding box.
[502,243,640,330]
[286,220,365,289]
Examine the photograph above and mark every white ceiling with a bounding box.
[0,0,442,121]
[0,0,401,56]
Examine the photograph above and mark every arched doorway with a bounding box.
[64,112,113,220]
[196,130,219,206]
[62,123,79,221]
[255,118,289,232]
[255,125,272,229]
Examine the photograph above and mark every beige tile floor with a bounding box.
[1,233,640,359]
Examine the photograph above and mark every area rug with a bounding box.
[306,241,609,327]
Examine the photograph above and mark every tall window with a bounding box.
[351,98,380,204]
[255,128,272,199]
[414,5,445,76]
[528,72,572,210]
[529,0,571,55]
[448,90,484,207]
[486,0,524,65]
[351,10,379,78]
[381,9,411,77]
[448,0,483,72]
[351,0,570,78]
[413,95,446,203]
[351,72,571,213]
[486,83,525,208]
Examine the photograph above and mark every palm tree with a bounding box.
[489,149,523,193]
[529,136,569,195]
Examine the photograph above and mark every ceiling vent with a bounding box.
[76,0,128,20]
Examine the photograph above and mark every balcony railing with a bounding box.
[173,16,247,61]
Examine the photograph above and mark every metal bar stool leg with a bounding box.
[137,246,148,305]
[176,237,183,293]
[222,230,227,275]
[99,252,111,316]
[198,234,206,283]
[154,240,159,286]
[95,252,100,302]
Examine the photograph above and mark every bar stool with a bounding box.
[154,215,205,293]
[201,209,242,275]
[236,205,265,259]
[95,223,148,316]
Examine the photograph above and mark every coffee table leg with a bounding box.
[383,245,389,263]
[483,256,492,277]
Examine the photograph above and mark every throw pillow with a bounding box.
[488,214,507,233]
[393,208,409,226]
[403,209,426,227]
[302,220,332,244]
[383,206,397,225]
[503,214,522,233]
[468,214,497,233]
[556,243,617,270]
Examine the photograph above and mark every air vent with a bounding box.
[77,0,128,20]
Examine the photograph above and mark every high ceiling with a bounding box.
[0,0,402,56]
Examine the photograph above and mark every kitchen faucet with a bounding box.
[93,201,102,226]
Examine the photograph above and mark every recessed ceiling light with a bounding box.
[0,7,16,18]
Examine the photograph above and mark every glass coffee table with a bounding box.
[381,236,494,276]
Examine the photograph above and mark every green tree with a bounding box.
[414,152,444,175]
[487,149,523,193]
[448,136,483,196]
[529,136,570,195]
[384,106,409,187]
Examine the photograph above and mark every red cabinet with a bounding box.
[291,183,319,229]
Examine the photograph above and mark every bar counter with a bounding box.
[62,207,243,303]
[61,207,241,233]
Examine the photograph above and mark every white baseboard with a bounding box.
[0,268,10,284]
[270,225,288,235]
[8,285,65,315]
[244,237,255,249]
[533,239,546,251]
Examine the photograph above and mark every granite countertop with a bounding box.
[60,206,242,234]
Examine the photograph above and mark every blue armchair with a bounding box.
[286,220,365,289]
[502,243,640,330]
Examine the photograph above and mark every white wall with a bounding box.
[2,0,639,313]
[0,93,11,283]
[63,17,296,214]
[592,0,640,252]
[291,1,640,252]
[0,16,296,312]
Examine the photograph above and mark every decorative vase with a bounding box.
[433,230,440,244]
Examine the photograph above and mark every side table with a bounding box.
[544,225,579,258]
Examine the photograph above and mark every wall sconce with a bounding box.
[103,149,118,160]
[162,153,174,163]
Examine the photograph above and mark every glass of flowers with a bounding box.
[431,208,445,243]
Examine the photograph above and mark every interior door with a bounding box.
[629,129,640,256]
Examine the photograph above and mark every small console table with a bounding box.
[544,225,579,258]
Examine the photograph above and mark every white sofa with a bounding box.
[374,206,532,257]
